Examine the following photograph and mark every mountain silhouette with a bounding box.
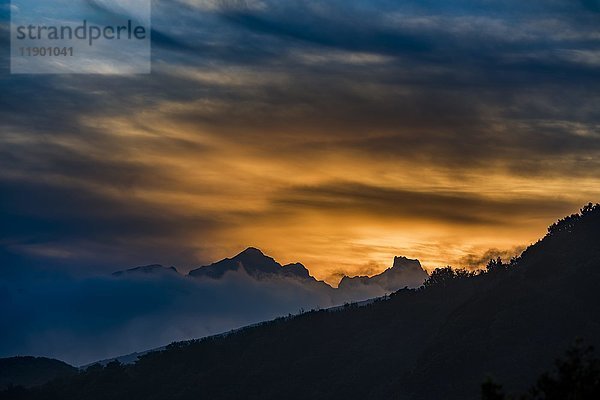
[3,204,599,400]
[188,247,314,280]
[187,247,428,295]
[339,256,428,291]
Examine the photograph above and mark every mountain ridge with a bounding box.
[186,247,429,295]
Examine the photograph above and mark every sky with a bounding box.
[1,0,600,285]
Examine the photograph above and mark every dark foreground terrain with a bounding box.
[2,204,600,400]
[0,357,76,390]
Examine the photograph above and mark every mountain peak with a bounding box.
[392,256,422,271]
[238,247,266,257]
[339,256,428,292]
[188,248,324,283]
[189,248,282,279]
[233,247,273,265]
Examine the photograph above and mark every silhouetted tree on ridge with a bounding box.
[548,203,600,236]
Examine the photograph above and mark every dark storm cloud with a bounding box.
[0,179,219,271]
[271,181,575,226]
[149,1,599,176]
[218,2,433,55]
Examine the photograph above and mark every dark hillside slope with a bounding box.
[409,204,600,399]
[0,357,76,390]
[4,205,600,400]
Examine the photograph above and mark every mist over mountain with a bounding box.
[3,204,598,399]
[187,247,426,297]
[189,247,290,280]
[0,246,427,366]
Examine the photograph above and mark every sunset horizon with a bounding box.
[2,0,600,398]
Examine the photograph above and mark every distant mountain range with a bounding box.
[113,246,429,296]
[3,204,599,400]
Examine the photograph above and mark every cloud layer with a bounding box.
[0,263,404,366]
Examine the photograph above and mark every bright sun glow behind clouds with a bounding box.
[23,95,597,284]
